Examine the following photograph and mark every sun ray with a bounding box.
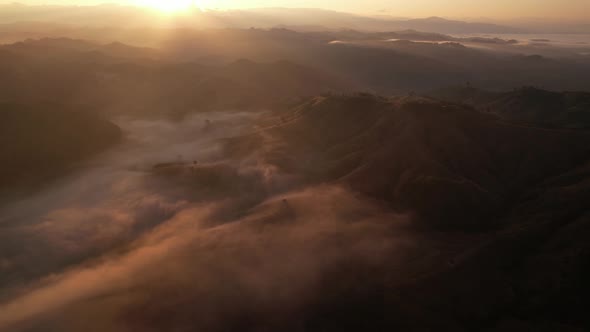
[135,0,204,13]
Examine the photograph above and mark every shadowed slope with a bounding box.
[0,103,122,193]
[227,94,590,229]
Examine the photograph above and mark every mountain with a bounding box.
[0,4,524,34]
[0,38,352,116]
[401,16,525,34]
[1,5,590,331]
[217,93,590,330]
[1,37,159,60]
[432,86,590,128]
[225,94,590,229]
[156,28,590,92]
[0,89,589,331]
[2,29,590,94]
[0,102,122,193]
[387,159,590,331]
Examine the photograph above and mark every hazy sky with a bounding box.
[4,0,590,20]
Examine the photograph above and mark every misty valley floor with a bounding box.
[0,94,589,332]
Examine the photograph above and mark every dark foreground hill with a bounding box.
[0,103,121,193]
[0,94,589,332]
[222,94,590,330]
[226,94,590,230]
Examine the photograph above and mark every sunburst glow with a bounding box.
[135,0,204,12]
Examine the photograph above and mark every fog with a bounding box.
[0,111,260,287]
[0,110,421,332]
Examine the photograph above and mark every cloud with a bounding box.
[0,111,425,332]
[0,185,415,331]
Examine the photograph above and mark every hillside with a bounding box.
[226,94,590,229]
[0,103,122,193]
[0,39,352,116]
[0,93,588,331]
[218,94,590,330]
[3,33,590,104]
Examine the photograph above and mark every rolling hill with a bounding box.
[0,102,122,193]
[220,93,590,330]
[226,94,590,229]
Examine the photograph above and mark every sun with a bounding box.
[135,0,202,13]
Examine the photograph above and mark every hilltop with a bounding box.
[227,94,590,229]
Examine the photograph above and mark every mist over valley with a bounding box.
[1,3,590,332]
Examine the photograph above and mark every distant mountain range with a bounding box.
[0,38,351,116]
[1,35,589,113]
[0,4,528,34]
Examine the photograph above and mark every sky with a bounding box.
[3,0,590,20]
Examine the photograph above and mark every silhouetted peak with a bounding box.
[19,37,94,48]
[230,58,257,67]
[424,16,448,21]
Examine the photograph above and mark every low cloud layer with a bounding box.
[0,111,422,332]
